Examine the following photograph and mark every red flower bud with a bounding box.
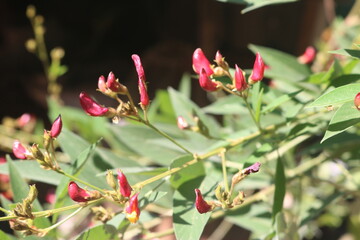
[354,92,360,110]
[192,48,214,76]
[249,52,265,84]
[106,72,121,92]
[79,92,109,116]
[98,75,107,93]
[234,64,247,91]
[215,51,223,65]
[13,140,31,159]
[117,169,132,197]
[298,46,316,64]
[199,68,218,92]
[243,162,261,175]
[132,54,149,107]
[177,116,189,130]
[50,114,62,138]
[125,193,140,223]
[195,189,212,214]
[68,181,90,202]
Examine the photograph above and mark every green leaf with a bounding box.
[179,73,192,98]
[330,48,360,59]
[168,87,220,136]
[170,155,205,189]
[110,124,184,165]
[330,74,360,88]
[0,229,11,240]
[249,44,311,82]
[173,178,210,240]
[0,161,63,185]
[262,90,301,114]
[76,224,118,240]
[272,157,286,222]
[216,0,298,14]
[7,156,51,228]
[226,203,272,235]
[300,192,343,226]
[321,101,360,143]
[203,95,247,115]
[308,83,360,108]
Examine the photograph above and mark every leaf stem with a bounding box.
[220,149,230,193]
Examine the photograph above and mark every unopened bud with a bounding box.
[117,169,132,197]
[298,46,316,64]
[50,47,65,60]
[249,53,265,84]
[30,144,44,161]
[234,64,247,92]
[26,5,36,18]
[25,39,37,53]
[50,114,62,138]
[27,185,38,203]
[43,130,51,150]
[13,140,32,159]
[232,191,245,206]
[354,92,360,110]
[106,170,117,190]
[214,51,229,70]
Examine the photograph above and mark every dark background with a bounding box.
[0,0,338,121]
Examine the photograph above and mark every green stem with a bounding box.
[143,121,193,155]
[220,150,230,193]
[41,207,84,235]
[56,169,106,193]
[243,97,262,132]
[0,198,103,221]
[133,110,322,190]
[0,207,10,214]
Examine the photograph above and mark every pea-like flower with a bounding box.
[199,68,218,92]
[117,169,132,198]
[125,193,140,223]
[195,189,213,214]
[192,48,214,76]
[249,53,265,84]
[50,114,62,138]
[79,92,109,116]
[68,181,91,202]
[234,64,247,92]
[132,54,149,107]
[13,140,31,160]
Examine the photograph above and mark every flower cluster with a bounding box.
[79,54,149,119]
[12,115,63,170]
[192,48,265,93]
[194,162,261,214]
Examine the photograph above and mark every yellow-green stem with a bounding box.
[220,150,230,193]
[57,170,106,194]
[243,97,262,132]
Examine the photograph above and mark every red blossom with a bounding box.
[68,181,90,202]
[117,169,132,197]
[79,92,109,116]
[132,54,149,107]
[199,68,218,92]
[249,52,265,84]
[125,193,140,223]
[192,48,214,76]
[234,64,247,92]
[195,189,212,214]
[50,114,62,138]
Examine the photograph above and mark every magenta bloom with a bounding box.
[117,169,132,197]
[13,140,30,159]
[298,46,316,64]
[50,114,62,138]
[68,181,90,202]
[125,193,140,223]
[79,92,109,116]
[195,189,212,214]
[234,64,247,91]
[106,71,122,92]
[243,162,261,175]
[199,68,217,92]
[192,48,214,76]
[249,53,265,83]
[132,54,149,107]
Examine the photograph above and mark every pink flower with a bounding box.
[243,162,261,175]
[106,72,122,92]
[354,92,360,110]
[234,64,247,91]
[249,53,265,84]
[97,75,107,93]
[50,115,62,138]
[125,193,140,223]
[17,113,35,127]
[68,181,90,202]
[79,92,109,116]
[298,46,316,64]
[195,189,212,214]
[132,54,149,107]
[12,140,31,159]
[45,188,56,204]
[117,169,132,197]
[192,48,214,76]
[199,68,218,92]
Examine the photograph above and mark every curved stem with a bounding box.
[143,120,193,155]
[56,169,106,194]
[220,149,229,193]
[243,97,262,132]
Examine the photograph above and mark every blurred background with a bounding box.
[1,0,354,122]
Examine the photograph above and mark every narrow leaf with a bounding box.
[272,157,286,222]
